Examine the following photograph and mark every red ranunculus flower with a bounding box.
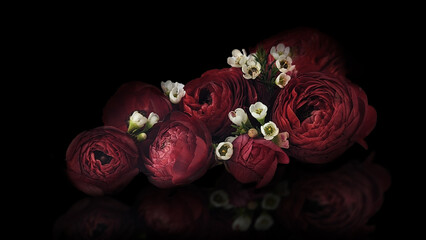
[102,81,172,132]
[180,68,258,141]
[136,185,209,240]
[66,126,140,196]
[272,72,377,164]
[277,156,391,238]
[139,111,213,188]
[53,197,137,240]
[224,134,289,188]
[252,27,346,77]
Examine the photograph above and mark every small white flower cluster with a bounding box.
[227,43,295,88]
[161,80,186,104]
[227,49,261,80]
[208,190,282,232]
[215,101,290,161]
[229,101,279,141]
[128,111,159,141]
[271,43,295,88]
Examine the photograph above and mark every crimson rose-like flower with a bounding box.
[66,126,140,196]
[272,72,377,164]
[224,134,289,188]
[53,197,136,240]
[180,68,257,141]
[252,27,346,77]
[102,81,172,132]
[277,156,391,238]
[136,185,209,239]
[139,111,213,188]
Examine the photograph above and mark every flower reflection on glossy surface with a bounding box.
[54,152,390,239]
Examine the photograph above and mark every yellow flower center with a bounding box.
[219,145,229,156]
[265,126,273,135]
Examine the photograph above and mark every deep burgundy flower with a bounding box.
[66,126,139,196]
[102,81,172,132]
[272,72,377,163]
[136,185,209,240]
[224,134,289,188]
[276,156,391,238]
[53,197,136,240]
[251,27,347,77]
[139,111,213,188]
[180,68,258,141]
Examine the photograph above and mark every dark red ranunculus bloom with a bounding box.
[251,27,347,77]
[136,185,209,240]
[139,111,213,188]
[277,156,391,238]
[66,126,140,196]
[102,81,172,132]
[180,68,258,141]
[224,134,289,188]
[53,197,137,240]
[272,72,377,164]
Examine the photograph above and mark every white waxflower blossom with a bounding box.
[275,72,291,88]
[209,190,230,208]
[275,55,295,73]
[261,121,279,140]
[254,213,274,231]
[249,102,268,122]
[169,84,186,104]
[128,111,148,133]
[261,193,281,210]
[225,135,238,143]
[270,43,290,60]
[228,108,248,126]
[147,112,159,127]
[227,49,248,68]
[216,142,233,160]
[161,80,174,95]
[232,215,252,232]
[161,80,186,104]
[242,55,261,79]
[129,111,148,128]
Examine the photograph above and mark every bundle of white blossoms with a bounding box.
[215,101,290,161]
[227,43,295,88]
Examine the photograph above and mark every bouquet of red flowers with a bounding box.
[60,27,389,239]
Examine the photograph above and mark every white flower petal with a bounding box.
[254,213,274,231]
[232,215,252,232]
[169,86,185,104]
[276,43,285,53]
[232,49,242,57]
[216,142,233,160]
[147,112,159,126]
[161,80,174,95]
[249,102,268,120]
[261,121,279,140]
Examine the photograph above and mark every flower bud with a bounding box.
[147,112,159,126]
[228,108,248,126]
[128,111,147,133]
[136,132,147,141]
[248,128,258,138]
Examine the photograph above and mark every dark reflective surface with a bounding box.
[39,13,400,239]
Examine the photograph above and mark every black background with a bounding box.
[15,5,413,239]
